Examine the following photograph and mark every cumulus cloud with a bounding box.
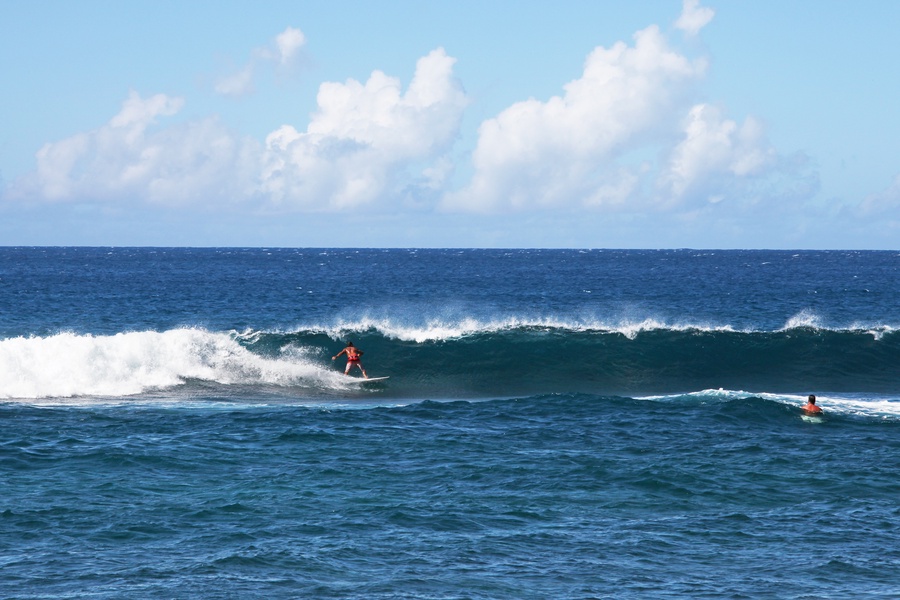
[442,8,799,216]
[215,26,307,97]
[661,104,776,201]
[8,91,259,205]
[8,49,467,213]
[259,48,468,210]
[443,25,708,212]
[7,12,812,225]
[675,0,715,36]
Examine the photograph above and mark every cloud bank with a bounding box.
[7,48,467,212]
[9,91,258,206]
[6,4,823,228]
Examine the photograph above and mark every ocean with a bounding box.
[1,247,899,598]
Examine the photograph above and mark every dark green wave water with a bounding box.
[243,325,900,397]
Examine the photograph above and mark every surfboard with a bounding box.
[356,376,390,383]
[801,413,824,423]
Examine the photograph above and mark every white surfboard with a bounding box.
[355,376,390,383]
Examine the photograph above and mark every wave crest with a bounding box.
[3,320,899,401]
[312,315,740,342]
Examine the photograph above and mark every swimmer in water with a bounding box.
[803,394,823,415]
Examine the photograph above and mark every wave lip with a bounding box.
[781,309,826,331]
[305,315,742,343]
[778,310,898,340]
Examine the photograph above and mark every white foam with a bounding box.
[316,315,738,342]
[639,389,900,419]
[849,323,896,341]
[780,311,898,339]
[0,328,331,400]
[809,394,900,418]
[781,309,824,330]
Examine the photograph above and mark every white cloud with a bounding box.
[109,91,182,129]
[273,27,306,66]
[214,64,255,97]
[661,103,776,201]
[214,26,307,97]
[7,16,814,228]
[259,48,468,210]
[441,10,805,218]
[9,49,467,212]
[442,25,707,213]
[8,91,259,205]
[675,0,715,36]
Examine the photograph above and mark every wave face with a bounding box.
[2,321,899,402]
[329,322,899,397]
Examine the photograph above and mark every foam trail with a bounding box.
[0,329,328,399]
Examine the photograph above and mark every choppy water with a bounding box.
[2,248,899,598]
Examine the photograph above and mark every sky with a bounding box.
[2,0,899,249]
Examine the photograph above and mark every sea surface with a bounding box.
[1,247,899,598]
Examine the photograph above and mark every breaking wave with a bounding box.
[2,313,898,402]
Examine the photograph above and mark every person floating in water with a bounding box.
[803,394,823,415]
[332,341,368,378]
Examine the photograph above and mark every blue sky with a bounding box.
[2,0,899,249]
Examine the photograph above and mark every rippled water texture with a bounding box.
[3,395,899,598]
[2,248,899,597]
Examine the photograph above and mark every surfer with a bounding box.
[803,394,823,415]
[332,341,368,378]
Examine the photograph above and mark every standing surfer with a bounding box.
[333,341,368,378]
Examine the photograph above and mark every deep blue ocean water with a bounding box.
[2,248,899,598]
